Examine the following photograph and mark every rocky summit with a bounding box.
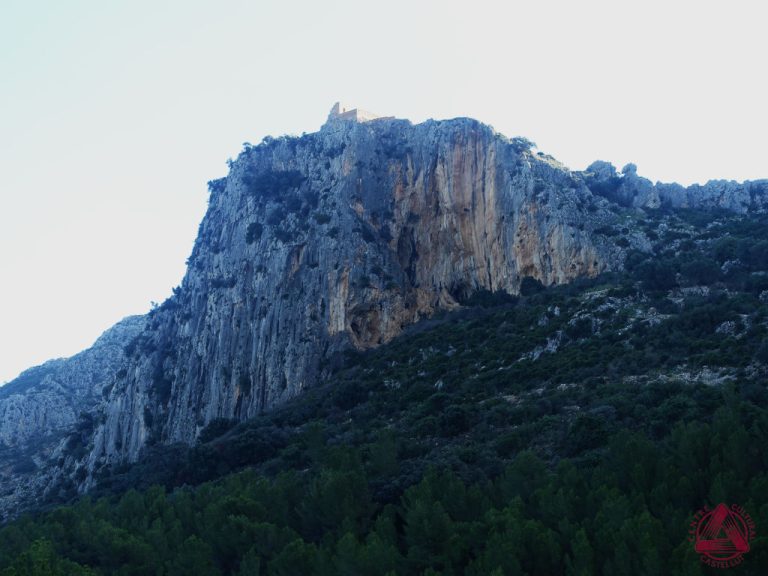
[87,108,627,473]
[1,105,766,515]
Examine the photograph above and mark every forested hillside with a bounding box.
[2,207,768,574]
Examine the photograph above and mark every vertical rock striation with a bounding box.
[4,106,767,508]
[86,113,627,473]
[0,316,145,517]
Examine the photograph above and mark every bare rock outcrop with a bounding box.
[583,161,768,213]
[0,316,145,517]
[86,112,626,471]
[6,106,766,505]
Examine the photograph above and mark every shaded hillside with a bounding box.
[3,109,767,521]
[4,207,768,574]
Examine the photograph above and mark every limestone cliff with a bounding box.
[8,107,767,498]
[0,316,145,517]
[583,161,768,213]
[83,113,630,473]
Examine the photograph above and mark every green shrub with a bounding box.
[520,276,545,296]
[245,222,263,244]
[242,169,305,198]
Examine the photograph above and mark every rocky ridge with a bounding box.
[85,112,629,478]
[0,316,145,518]
[78,110,768,483]
[1,105,766,510]
[584,160,768,213]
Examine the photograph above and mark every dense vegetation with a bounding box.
[3,208,768,575]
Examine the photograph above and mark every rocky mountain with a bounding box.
[84,108,632,477]
[75,106,768,481]
[2,104,767,510]
[0,316,145,518]
[3,194,768,572]
[584,160,768,212]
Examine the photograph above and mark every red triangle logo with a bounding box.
[695,503,750,557]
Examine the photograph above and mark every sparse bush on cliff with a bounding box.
[245,222,263,244]
[207,178,227,195]
[519,276,545,296]
[510,136,536,153]
[198,417,237,444]
[242,168,305,199]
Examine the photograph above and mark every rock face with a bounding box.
[0,316,145,518]
[4,105,767,501]
[583,161,768,213]
[84,112,631,473]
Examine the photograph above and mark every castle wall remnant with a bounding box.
[327,102,393,123]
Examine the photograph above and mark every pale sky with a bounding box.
[1,0,766,383]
